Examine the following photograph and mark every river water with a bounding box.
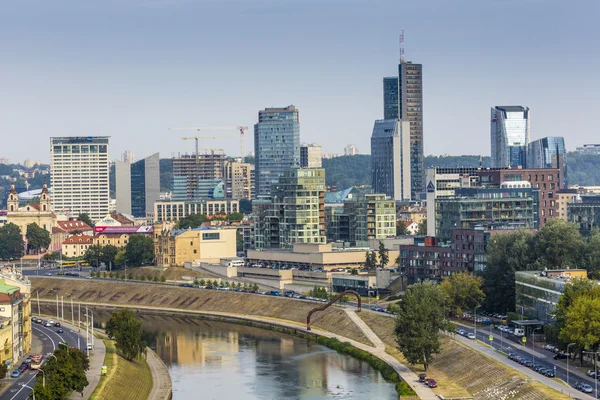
[96,311,396,399]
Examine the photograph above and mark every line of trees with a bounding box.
[178,212,244,229]
[83,235,154,269]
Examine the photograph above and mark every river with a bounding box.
[39,306,397,399]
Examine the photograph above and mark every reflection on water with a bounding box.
[43,307,396,399]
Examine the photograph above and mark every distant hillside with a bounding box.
[322,155,371,189]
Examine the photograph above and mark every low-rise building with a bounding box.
[6,183,56,237]
[331,269,392,296]
[568,195,600,236]
[155,226,236,266]
[515,269,588,324]
[154,199,240,223]
[62,235,94,258]
[556,189,579,221]
[0,267,32,365]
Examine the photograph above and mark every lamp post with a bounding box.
[583,351,599,399]
[531,327,541,365]
[567,342,576,387]
[38,368,45,387]
[474,305,481,339]
[20,383,35,400]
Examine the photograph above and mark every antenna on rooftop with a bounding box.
[399,30,405,63]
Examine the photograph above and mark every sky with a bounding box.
[1,0,599,164]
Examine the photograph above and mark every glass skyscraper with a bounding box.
[490,106,530,168]
[527,136,567,188]
[371,119,411,201]
[383,77,399,120]
[115,153,160,218]
[254,105,300,196]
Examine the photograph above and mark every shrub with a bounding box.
[128,273,133,280]
[200,279,206,286]
[153,275,159,282]
[160,275,166,283]
[140,275,146,281]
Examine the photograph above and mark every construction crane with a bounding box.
[170,126,249,159]
[181,136,226,163]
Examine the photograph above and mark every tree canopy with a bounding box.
[32,346,89,400]
[364,251,377,271]
[530,219,584,269]
[77,213,94,228]
[178,213,209,229]
[395,281,449,371]
[440,272,485,317]
[26,222,51,250]
[106,309,147,361]
[0,223,24,260]
[125,235,154,266]
[83,244,119,269]
[378,241,389,268]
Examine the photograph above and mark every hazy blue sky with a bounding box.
[2,0,598,163]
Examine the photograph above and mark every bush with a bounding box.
[160,275,166,282]
[108,272,114,279]
[200,279,206,286]
[140,275,146,281]
[153,275,159,282]
[386,295,401,301]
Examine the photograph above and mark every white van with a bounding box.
[228,260,244,267]
[513,328,525,337]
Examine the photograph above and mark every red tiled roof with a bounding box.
[110,213,134,225]
[57,220,92,233]
[62,235,94,245]
[52,227,67,234]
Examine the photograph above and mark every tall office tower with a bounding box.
[388,62,424,199]
[116,153,160,218]
[254,105,300,197]
[300,143,323,168]
[344,144,359,156]
[491,106,530,168]
[383,77,399,120]
[171,151,226,201]
[371,119,411,201]
[254,168,326,248]
[527,137,567,189]
[50,136,110,221]
[223,161,252,200]
[121,150,136,164]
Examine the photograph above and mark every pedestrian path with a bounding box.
[344,309,385,350]
[147,348,172,400]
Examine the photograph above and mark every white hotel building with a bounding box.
[50,136,110,222]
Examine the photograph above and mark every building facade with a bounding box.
[154,226,236,266]
[556,189,579,221]
[344,144,359,156]
[154,199,240,222]
[223,161,252,200]
[254,168,326,249]
[490,106,530,168]
[50,136,110,221]
[61,235,94,258]
[6,183,56,236]
[568,195,600,236]
[171,152,226,201]
[116,153,160,218]
[527,137,567,189]
[576,144,600,155]
[300,144,323,168]
[254,106,300,196]
[371,119,411,201]
[435,183,538,241]
[383,77,399,120]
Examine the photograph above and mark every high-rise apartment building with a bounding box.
[300,144,322,168]
[491,106,530,168]
[527,137,567,189]
[371,119,411,201]
[254,105,300,197]
[121,150,136,164]
[254,168,325,248]
[344,144,359,156]
[171,151,226,201]
[576,144,600,155]
[50,136,110,221]
[223,161,252,200]
[383,77,399,120]
[116,153,160,218]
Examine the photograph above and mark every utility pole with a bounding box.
[55,295,59,321]
[61,296,64,321]
[71,298,74,327]
[36,291,40,317]
[85,306,89,357]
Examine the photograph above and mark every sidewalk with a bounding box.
[146,348,172,400]
[451,333,594,399]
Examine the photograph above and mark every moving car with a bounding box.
[457,329,466,336]
[467,333,476,340]
[44,322,52,327]
[54,322,61,327]
[57,328,64,334]
[586,370,598,377]
[581,383,594,393]
[545,369,555,377]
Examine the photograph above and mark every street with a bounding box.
[454,321,599,399]
[0,319,88,400]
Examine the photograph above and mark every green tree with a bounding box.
[583,229,600,279]
[114,249,127,267]
[236,231,244,252]
[0,223,25,260]
[77,213,94,228]
[160,275,166,282]
[439,272,485,317]
[378,241,389,268]
[531,219,584,269]
[350,268,358,275]
[396,222,408,236]
[226,212,244,221]
[364,251,377,271]
[482,229,534,312]
[0,362,7,379]
[26,223,51,251]
[83,245,103,268]
[32,347,89,399]
[252,283,259,291]
[125,235,154,266]
[395,281,448,371]
[178,214,208,229]
[105,309,147,361]
[101,245,119,269]
[43,252,59,261]
[417,220,427,235]
[560,292,600,368]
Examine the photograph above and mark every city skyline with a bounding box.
[2,0,598,162]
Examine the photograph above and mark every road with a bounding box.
[455,320,599,398]
[0,319,88,400]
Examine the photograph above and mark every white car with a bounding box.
[467,333,476,340]
[44,322,51,327]
[48,320,55,325]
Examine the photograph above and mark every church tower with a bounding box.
[7,182,18,213]
[40,183,50,212]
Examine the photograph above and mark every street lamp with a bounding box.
[21,383,35,400]
[38,368,45,387]
[474,305,481,339]
[583,351,599,399]
[531,327,541,365]
[567,342,576,387]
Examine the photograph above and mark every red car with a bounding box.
[427,379,438,388]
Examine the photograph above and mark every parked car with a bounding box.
[532,364,543,371]
[178,283,194,288]
[268,291,281,296]
[458,329,466,336]
[581,383,594,393]
[545,369,555,377]
[512,356,522,363]
[586,370,598,377]
[538,368,548,375]
[507,353,517,360]
[554,353,568,360]
[11,369,20,378]
[418,373,427,383]
[467,333,476,340]
[523,360,534,368]
[427,379,438,388]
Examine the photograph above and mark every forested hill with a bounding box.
[322,155,371,189]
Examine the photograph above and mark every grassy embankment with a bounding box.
[89,340,153,400]
[359,312,571,400]
[30,277,372,346]
[107,266,213,281]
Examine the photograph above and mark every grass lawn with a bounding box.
[90,340,153,400]
[126,266,212,280]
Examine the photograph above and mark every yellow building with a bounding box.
[62,235,94,258]
[556,189,579,221]
[6,183,56,237]
[93,233,131,248]
[0,271,32,365]
[0,317,12,365]
[155,226,236,266]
